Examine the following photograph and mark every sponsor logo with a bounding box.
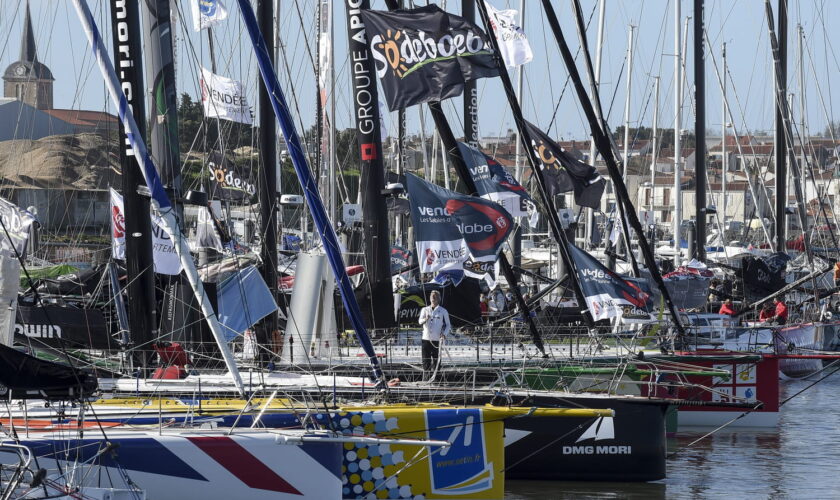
[199,0,221,16]
[112,205,125,238]
[531,137,567,172]
[444,199,510,252]
[560,417,632,455]
[360,142,377,160]
[14,323,62,339]
[208,162,256,196]
[371,28,490,79]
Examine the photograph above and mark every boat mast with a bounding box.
[721,42,727,226]
[673,0,682,265]
[74,0,247,396]
[108,0,156,369]
[694,0,706,261]
[538,0,687,336]
[774,0,787,252]
[650,77,659,214]
[585,0,606,247]
[343,0,394,329]
[622,25,635,180]
[256,0,278,355]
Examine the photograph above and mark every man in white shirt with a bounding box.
[418,290,451,377]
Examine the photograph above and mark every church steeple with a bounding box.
[19,1,38,64]
[2,1,54,110]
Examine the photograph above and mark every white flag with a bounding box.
[201,68,253,125]
[484,2,533,68]
[110,189,182,275]
[191,0,228,31]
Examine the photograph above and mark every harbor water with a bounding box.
[507,375,840,499]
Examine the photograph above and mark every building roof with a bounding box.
[43,109,117,127]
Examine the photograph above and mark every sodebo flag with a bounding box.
[406,173,513,277]
[191,0,228,31]
[110,189,182,275]
[200,68,253,125]
[360,5,499,111]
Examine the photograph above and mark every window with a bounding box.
[662,188,671,206]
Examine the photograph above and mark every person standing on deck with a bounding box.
[418,290,451,378]
[833,261,840,290]
[718,299,736,316]
[773,297,789,325]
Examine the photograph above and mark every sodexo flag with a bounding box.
[360,5,500,111]
[191,0,228,31]
[457,142,537,227]
[568,243,654,322]
[484,2,533,68]
[406,173,513,278]
[200,68,253,125]
[110,189,182,275]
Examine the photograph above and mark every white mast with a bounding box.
[673,0,682,265]
[650,76,660,211]
[721,42,727,225]
[514,0,526,184]
[585,0,606,246]
[622,25,636,179]
[798,25,806,193]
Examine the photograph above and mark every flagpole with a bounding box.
[585,0,606,248]
[382,0,550,355]
[537,0,687,337]
[474,1,596,329]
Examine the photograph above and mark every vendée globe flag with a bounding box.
[201,68,253,125]
[525,121,606,209]
[457,142,535,219]
[360,5,500,111]
[191,0,228,31]
[110,189,181,275]
[406,173,513,277]
[568,243,654,322]
[0,197,36,258]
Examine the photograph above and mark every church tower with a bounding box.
[2,2,54,110]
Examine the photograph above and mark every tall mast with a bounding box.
[343,0,394,329]
[721,42,727,225]
[797,24,806,194]
[673,0,682,265]
[693,0,706,261]
[141,0,183,196]
[774,0,787,251]
[513,0,525,183]
[462,0,479,148]
[622,25,635,179]
[585,0,606,246]
[256,0,278,353]
[650,76,659,212]
[109,0,156,368]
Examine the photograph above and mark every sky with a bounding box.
[2,0,839,144]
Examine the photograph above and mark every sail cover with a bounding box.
[0,343,97,399]
[457,142,535,218]
[406,173,513,277]
[360,4,500,111]
[524,121,606,208]
[568,243,653,321]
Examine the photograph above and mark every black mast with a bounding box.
[461,0,479,148]
[694,0,706,261]
[535,0,686,336]
[109,0,156,368]
[257,0,279,353]
[773,0,787,252]
[344,0,394,329]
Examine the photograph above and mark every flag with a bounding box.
[110,189,182,275]
[524,121,606,208]
[216,266,278,340]
[195,206,224,251]
[406,173,513,277]
[458,142,535,218]
[360,5,500,111]
[191,0,228,31]
[207,151,256,202]
[483,2,532,67]
[568,243,653,321]
[200,68,253,125]
[0,197,36,258]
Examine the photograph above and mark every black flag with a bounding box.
[360,5,500,111]
[524,121,606,208]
